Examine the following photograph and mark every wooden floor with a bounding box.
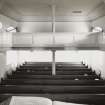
[0,62,105,105]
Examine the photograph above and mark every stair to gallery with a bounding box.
[0,62,105,105]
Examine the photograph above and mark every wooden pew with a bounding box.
[7,74,99,80]
[2,79,105,86]
[0,85,105,94]
[12,70,95,75]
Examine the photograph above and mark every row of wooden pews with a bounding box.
[0,62,105,104]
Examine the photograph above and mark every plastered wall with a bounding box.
[6,50,105,79]
[0,52,6,80]
[92,16,105,32]
[18,22,91,33]
[0,14,17,32]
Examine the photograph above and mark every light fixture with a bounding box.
[92,27,103,32]
[6,26,16,32]
[6,26,15,32]
[72,10,82,13]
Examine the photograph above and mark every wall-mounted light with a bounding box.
[6,26,14,31]
[92,26,103,32]
[6,26,16,32]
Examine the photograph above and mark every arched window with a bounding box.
[92,26,103,32]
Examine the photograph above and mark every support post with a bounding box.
[51,4,56,75]
[52,50,56,75]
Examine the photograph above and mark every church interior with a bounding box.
[0,0,105,105]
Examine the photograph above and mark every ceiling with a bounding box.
[0,0,105,22]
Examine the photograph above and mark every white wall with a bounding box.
[18,22,52,33]
[0,14,17,32]
[0,52,6,80]
[6,50,82,65]
[92,16,105,31]
[18,22,91,33]
[55,22,91,32]
[6,50,52,65]
[87,16,105,78]
[78,50,105,79]
[0,14,17,80]
[56,51,81,62]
